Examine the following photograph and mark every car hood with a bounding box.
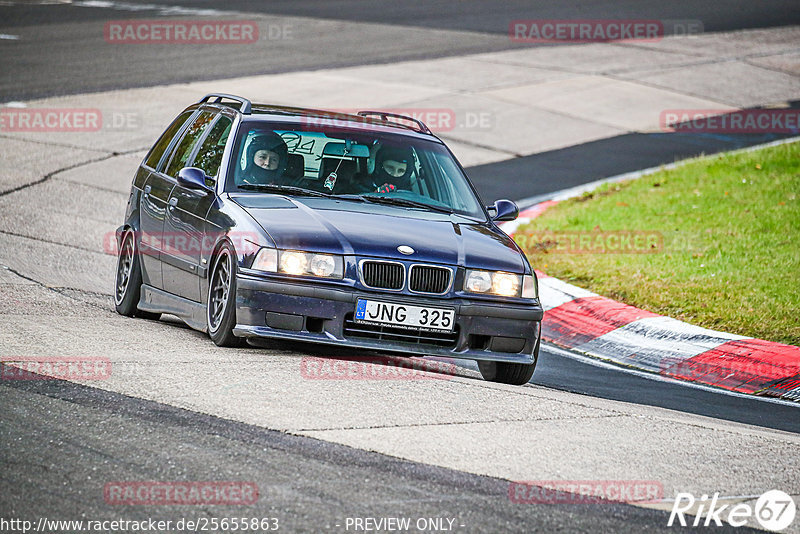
[232,195,526,272]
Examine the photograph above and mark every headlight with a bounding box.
[465,270,492,293]
[252,248,343,279]
[309,254,337,277]
[464,269,527,297]
[280,251,308,275]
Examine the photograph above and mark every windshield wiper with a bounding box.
[358,195,454,214]
[238,183,329,197]
[237,185,454,213]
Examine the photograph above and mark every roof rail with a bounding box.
[199,93,252,114]
[357,111,432,134]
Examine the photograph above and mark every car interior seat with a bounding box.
[285,153,305,181]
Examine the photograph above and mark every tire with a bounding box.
[207,241,242,347]
[114,228,161,320]
[477,338,539,386]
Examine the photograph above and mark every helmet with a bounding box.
[242,131,289,184]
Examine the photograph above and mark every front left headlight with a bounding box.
[252,248,344,279]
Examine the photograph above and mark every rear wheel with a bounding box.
[114,230,138,316]
[207,242,242,347]
[477,338,539,386]
[114,229,161,320]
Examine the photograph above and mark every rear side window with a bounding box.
[165,111,215,178]
[144,111,193,170]
[191,115,233,179]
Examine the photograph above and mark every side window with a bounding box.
[191,115,233,179]
[144,111,193,170]
[164,111,215,178]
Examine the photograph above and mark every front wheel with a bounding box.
[477,338,539,386]
[207,242,242,347]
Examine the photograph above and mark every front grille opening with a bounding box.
[409,265,451,294]
[343,313,458,347]
[361,261,404,290]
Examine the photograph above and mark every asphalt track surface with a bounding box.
[1,2,799,533]
[2,0,800,100]
[4,370,742,534]
[467,127,800,204]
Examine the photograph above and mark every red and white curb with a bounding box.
[501,204,800,402]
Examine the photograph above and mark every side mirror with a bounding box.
[489,199,519,222]
[177,167,211,191]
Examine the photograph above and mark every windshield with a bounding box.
[226,122,485,219]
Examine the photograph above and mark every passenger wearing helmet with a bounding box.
[372,145,414,193]
[239,132,289,185]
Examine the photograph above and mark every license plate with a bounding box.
[355,299,455,332]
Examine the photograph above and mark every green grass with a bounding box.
[515,141,800,345]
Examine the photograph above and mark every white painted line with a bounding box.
[575,316,750,373]
[543,343,800,408]
[538,276,598,311]
[497,216,530,237]
[0,34,20,40]
[73,0,226,16]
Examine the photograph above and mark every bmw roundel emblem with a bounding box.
[397,245,415,255]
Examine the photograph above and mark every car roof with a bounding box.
[187,94,444,143]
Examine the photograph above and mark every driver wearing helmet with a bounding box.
[239,132,289,185]
[371,146,414,193]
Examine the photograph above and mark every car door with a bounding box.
[138,110,196,290]
[160,110,219,301]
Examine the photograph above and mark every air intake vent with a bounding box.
[344,314,458,347]
[361,261,404,290]
[409,265,451,294]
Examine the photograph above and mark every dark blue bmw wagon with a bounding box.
[115,93,543,385]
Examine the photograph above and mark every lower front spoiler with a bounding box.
[234,274,542,365]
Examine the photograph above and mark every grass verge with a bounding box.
[515,141,800,345]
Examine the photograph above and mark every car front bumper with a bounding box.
[233,273,543,364]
